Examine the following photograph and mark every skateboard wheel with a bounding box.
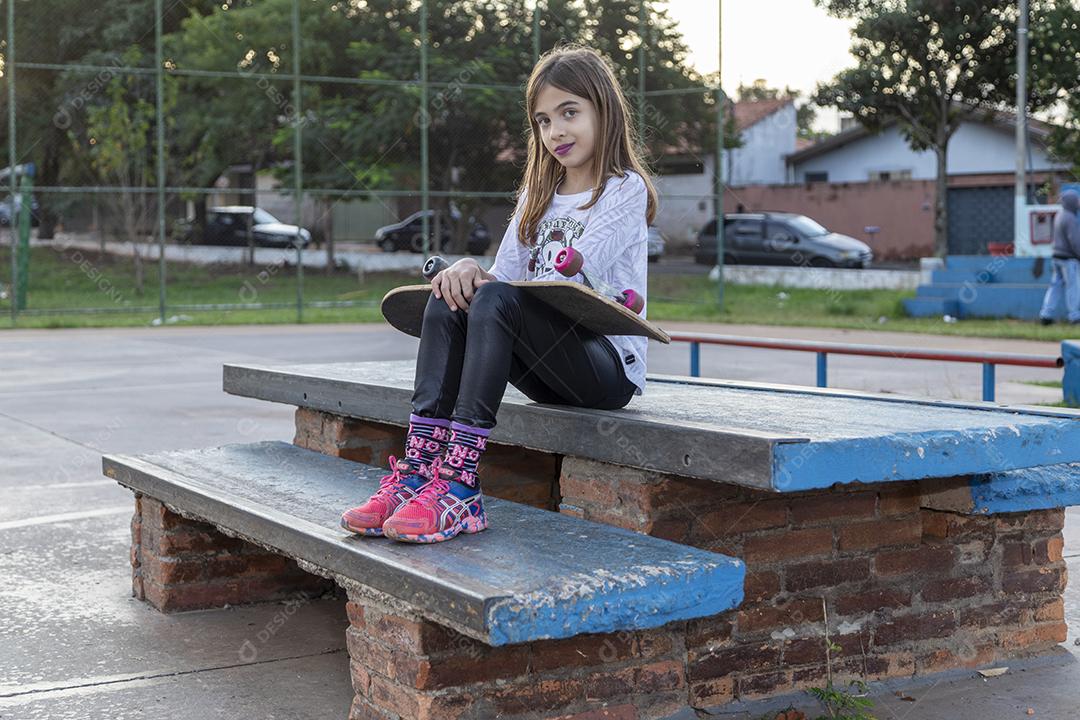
[422,255,450,280]
[553,247,583,277]
[621,288,644,314]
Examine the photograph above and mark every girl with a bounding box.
[341,44,658,544]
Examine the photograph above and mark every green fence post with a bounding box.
[293,0,304,322]
[7,0,17,323]
[15,172,30,310]
[155,0,167,324]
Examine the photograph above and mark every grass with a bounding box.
[1,245,1078,341]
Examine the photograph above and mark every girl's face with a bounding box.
[532,84,597,175]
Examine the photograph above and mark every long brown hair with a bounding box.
[514,45,658,248]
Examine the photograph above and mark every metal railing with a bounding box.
[669,332,1064,402]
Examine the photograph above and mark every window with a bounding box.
[869,170,912,182]
[804,171,829,183]
[658,159,705,175]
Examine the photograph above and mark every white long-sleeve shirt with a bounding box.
[487,170,649,397]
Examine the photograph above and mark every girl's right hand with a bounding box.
[431,258,492,312]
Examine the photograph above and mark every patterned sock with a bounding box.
[440,421,490,489]
[404,414,452,479]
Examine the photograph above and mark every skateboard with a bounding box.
[380,255,670,343]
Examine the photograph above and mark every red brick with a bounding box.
[873,610,956,647]
[349,694,396,720]
[694,500,789,540]
[1000,622,1068,651]
[688,642,781,681]
[1045,537,1065,563]
[1002,567,1067,595]
[416,645,530,689]
[738,670,794,699]
[346,601,365,629]
[1003,541,1035,566]
[743,528,833,563]
[743,571,781,603]
[785,558,869,591]
[922,511,950,539]
[919,575,991,603]
[875,546,955,577]
[960,600,1027,630]
[686,616,734,649]
[994,509,1065,534]
[835,588,912,617]
[1034,598,1065,623]
[487,677,587,715]
[585,660,685,699]
[736,598,825,635]
[879,484,920,516]
[790,492,876,526]
[349,660,371,697]
[837,518,920,551]
[917,644,996,673]
[552,706,638,720]
[416,692,475,720]
[689,676,734,706]
[521,634,624,674]
[367,674,417,719]
[360,606,461,655]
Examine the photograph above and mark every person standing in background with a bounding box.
[1039,190,1080,325]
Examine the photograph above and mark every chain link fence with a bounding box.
[0,0,723,327]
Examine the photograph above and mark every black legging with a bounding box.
[411,281,637,429]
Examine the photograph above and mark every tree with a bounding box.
[78,48,175,295]
[813,1,1027,257]
[1035,4,1080,174]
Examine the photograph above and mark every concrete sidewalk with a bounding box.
[0,323,1076,719]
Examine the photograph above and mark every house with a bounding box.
[784,113,1073,255]
[652,98,798,247]
[787,113,1070,184]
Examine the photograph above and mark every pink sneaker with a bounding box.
[340,455,433,536]
[381,460,488,543]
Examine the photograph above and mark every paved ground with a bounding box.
[0,322,1077,719]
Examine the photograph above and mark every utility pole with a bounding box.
[1014,0,1029,254]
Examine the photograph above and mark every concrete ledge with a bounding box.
[223,360,1080,491]
[923,463,1080,515]
[103,441,744,646]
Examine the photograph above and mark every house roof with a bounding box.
[732,98,794,132]
[787,107,1057,166]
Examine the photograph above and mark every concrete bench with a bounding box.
[107,360,1080,718]
[102,441,744,646]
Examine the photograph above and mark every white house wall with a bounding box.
[791,122,1069,183]
[728,104,797,185]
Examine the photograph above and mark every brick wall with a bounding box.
[286,411,1069,717]
[131,494,334,612]
[560,457,1068,706]
[294,408,559,509]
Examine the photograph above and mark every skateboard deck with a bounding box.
[381,281,671,343]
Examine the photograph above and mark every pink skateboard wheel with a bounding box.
[553,246,583,277]
[621,288,644,314]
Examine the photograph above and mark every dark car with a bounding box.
[178,206,311,248]
[375,208,492,255]
[694,212,873,268]
[0,194,41,227]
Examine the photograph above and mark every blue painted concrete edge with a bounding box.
[771,418,1080,492]
[484,556,745,646]
[967,462,1080,514]
[1064,340,1080,408]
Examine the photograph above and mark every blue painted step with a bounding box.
[916,284,964,300]
[903,297,959,317]
[931,269,983,285]
[955,284,1064,320]
[103,441,746,646]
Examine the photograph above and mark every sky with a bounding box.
[662,0,857,129]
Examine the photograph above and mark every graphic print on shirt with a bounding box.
[533,216,586,277]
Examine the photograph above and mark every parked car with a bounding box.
[0,194,41,227]
[375,208,492,255]
[178,206,311,248]
[647,226,665,263]
[694,212,873,268]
